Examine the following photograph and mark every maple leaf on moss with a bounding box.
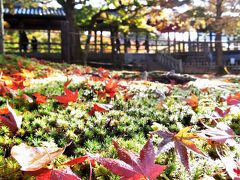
[214,107,230,118]
[89,103,111,116]
[226,95,240,105]
[11,143,91,180]
[185,94,198,109]
[12,69,35,79]
[0,107,9,115]
[97,67,110,78]
[155,127,205,172]
[216,149,240,180]
[91,138,166,180]
[53,80,78,106]
[33,93,47,105]
[0,83,9,96]
[18,94,34,103]
[98,79,119,98]
[11,143,94,180]
[0,103,22,132]
[199,121,237,147]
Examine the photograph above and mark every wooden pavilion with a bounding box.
[3,6,65,59]
[3,6,240,73]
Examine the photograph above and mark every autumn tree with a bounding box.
[186,0,240,74]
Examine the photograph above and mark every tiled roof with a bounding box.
[4,7,65,16]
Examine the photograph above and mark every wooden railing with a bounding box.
[4,42,61,54]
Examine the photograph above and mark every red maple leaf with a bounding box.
[0,103,22,132]
[200,87,209,93]
[155,127,205,172]
[27,167,81,180]
[33,93,47,105]
[186,94,198,109]
[91,138,166,180]
[11,143,91,180]
[97,67,110,78]
[199,121,236,146]
[214,107,230,118]
[98,79,119,98]
[0,83,9,96]
[216,149,240,180]
[54,80,78,106]
[0,107,9,115]
[234,167,240,177]
[10,80,26,90]
[19,94,34,103]
[89,103,111,116]
[227,95,240,105]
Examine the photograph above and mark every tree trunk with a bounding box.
[0,0,4,54]
[215,0,224,74]
[215,31,224,73]
[63,0,81,64]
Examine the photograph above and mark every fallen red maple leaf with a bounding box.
[0,103,22,132]
[20,94,34,103]
[0,107,9,115]
[200,87,209,93]
[89,103,111,116]
[97,67,110,78]
[186,94,198,109]
[199,121,236,146]
[12,69,35,79]
[33,93,47,105]
[91,138,166,180]
[54,80,78,106]
[227,95,240,105]
[234,167,240,177]
[98,79,119,98]
[12,143,91,180]
[214,107,230,118]
[0,82,8,96]
[155,127,205,172]
[34,167,81,180]
[216,149,240,180]
[10,80,26,90]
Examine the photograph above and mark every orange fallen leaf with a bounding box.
[186,94,198,109]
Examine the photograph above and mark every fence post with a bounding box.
[100,30,103,53]
[179,59,183,73]
[94,30,97,52]
[47,29,51,53]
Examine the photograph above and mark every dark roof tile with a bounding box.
[4,7,65,16]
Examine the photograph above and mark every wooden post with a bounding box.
[100,30,103,53]
[136,32,139,53]
[209,32,213,51]
[234,37,237,50]
[178,33,181,52]
[188,31,191,52]
[94,30,97,52]
[167,32,170,53]
[47,29,51,53]
[155,35,158,53]
[124,33,127,53]
[173,32,176,53]
[227,37,230,51]
[197,32,199,52]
